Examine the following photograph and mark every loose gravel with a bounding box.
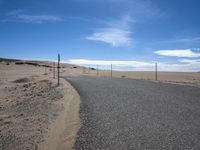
[64,76,200,150]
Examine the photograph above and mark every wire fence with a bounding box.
[78,63,200,85]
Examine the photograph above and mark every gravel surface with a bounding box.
[64,76,200,150]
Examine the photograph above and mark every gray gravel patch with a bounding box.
[64,76,200,150]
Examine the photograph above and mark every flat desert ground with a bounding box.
[0,60,80,150]
[99,70,200,87]
[0,59,200,150]
[83,67,200,87]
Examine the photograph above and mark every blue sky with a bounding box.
[0,0,200,71]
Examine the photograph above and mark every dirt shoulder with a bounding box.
[39,78,80,150]
[0,62,80,150]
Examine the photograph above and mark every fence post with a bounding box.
[155,62,158,81]
[88,65,90,74]
[53,62,55,79]
[110,64,112,78]
[58,54,60,86]
[45,66,47,75]
[97,64,99,76]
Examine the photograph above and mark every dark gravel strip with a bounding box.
[64,76,200,150]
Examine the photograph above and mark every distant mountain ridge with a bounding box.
[0,57,22,62]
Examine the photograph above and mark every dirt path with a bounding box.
[39,79,80,150]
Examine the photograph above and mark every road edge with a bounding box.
[39,78,80,150]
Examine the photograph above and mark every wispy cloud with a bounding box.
[86,15,134,47]
[174,37,200,43]
[66,16,90,22]
[2,9,63,23]
[106,0,164,19]
[179,59,200,64]
[85,0,165,47]
[86,28,132,47]
[16,14,62,23]
[158,37,200,44]
[155,49,200,58]
[6,9,24,16]
[68,59,152,66]
[67,59,200,72]
[157,62,200,72]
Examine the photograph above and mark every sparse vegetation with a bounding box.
[13,77,31,83]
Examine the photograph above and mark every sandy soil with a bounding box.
[0,61,80,150]
[80,68,200,88]
[39,79,80,150]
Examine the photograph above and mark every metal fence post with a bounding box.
[53,62,55,79]
[97,64,99,76]
[111,64,112,78]
[58,54,60,86]
[155,62,158,81]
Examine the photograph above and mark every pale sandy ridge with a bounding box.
[0,61,80,150]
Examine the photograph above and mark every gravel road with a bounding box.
[64,76,200,150]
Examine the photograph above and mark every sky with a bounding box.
[0,0,200,71]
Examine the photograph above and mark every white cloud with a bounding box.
[155,49,200,58]
[3,9,62,23]
[68,59,152,66]
[6,9,24,16]
[157,62,200,72]
[179,59,200,64]
[17,14,62,23]
[158,37,200,44]
[174,37,200,43]
[86,15,134,47]
[86,28,132,47]
[67,59,154,71]
[66,16,90,22]
[66,59,200,72]
[102,14,134,30]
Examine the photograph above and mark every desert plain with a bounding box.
[0,58,200,150]
[0,59,80,150]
